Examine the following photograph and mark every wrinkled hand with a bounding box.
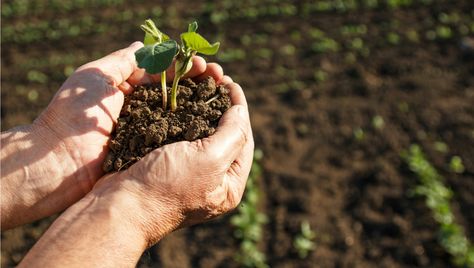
[93,80,254,245]
[34,42,225,197]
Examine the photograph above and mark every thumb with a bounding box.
[201,105,250,165]
[76,42,143,87]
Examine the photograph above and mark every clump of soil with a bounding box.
[103,76,231,172]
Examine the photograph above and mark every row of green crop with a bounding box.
[1,0,125,18]
[230,150,317,267]
[1,17,107,44]
[1,7,155,44]
[402,145,474,268]
[231,150,269,268]
[206,0,441,24]
[301,0,436,14]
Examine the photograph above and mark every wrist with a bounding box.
[1,123,91,229]
[1,125,72,228]
[92,173,183,246]
[19,177,149,267]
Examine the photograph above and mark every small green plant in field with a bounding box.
[27,70,48,84]
[436,25,453,39]
[135,20,220,111]
[231,149,268,268]
[293,221,316,259]
[372,115,385,130]
[406,29,420,43]
[353,127,365,141]
[402,145,474,267]
[434,141,449,153]
[313,70,328,83]
[449,156,465,174]
[387,32,400,45]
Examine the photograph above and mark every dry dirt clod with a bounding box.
[184,118,208,141]
[197,76,217,99]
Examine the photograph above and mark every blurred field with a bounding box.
[1,0,474,267]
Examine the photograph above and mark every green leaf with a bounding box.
[188,21,198,32]
[145,19,159,34]
[161,32,170,41]
[135,40,178,74]
[144,32,156,46]
[181,32,220,55]
[140,24,158,40]
[141,19,170,44]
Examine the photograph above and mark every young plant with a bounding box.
[135,19,176,109]
[231,149,268,268]
[135,20,219,112]
[293,221,316,259]
[449,156,465,174]
[169,21,220,111]
[402,145,474,267]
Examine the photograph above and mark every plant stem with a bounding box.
[170,75,181,112]
[161,72,167,109]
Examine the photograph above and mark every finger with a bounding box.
[127,68,150,86]
[201,105,250,165]
[76,42,143,87]
[117,81,134,94]
[195,63,224,83]
[226,82,248,108]
[165,56,207,81]
[220,75,233,86]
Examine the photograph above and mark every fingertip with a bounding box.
[118,81,134,94]
[129,41,144,48]
[195,63,224,83]
[185,56,207,78]
[220,75,233,85]
[126,41,144,53]
[206,104,249,162]
[226,82,247,108]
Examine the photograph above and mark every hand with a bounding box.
[36,41,225,191]
[93,80,254,245]
[1,42,226,229]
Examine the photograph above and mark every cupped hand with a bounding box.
[94,79,254,245]
[33,42,225,199]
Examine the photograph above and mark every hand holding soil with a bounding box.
[1,41,228,229]
[95,80,254,246]
[3,41,253,267]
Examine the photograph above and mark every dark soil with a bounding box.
[103,76,231,172]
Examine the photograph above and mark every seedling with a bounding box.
[353,127,365,141]
[402,145,474,267]
[135,19,176,109]
[135,20,220,111]
[449,156,465,174]
[231,149,268,268]
[434,141,449,153]
[293,221,316,259]
[372,115,385,130]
